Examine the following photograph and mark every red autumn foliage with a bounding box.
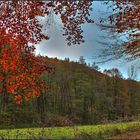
[0,0,93,103]
[106,1,140,59]
[0,0,93,45]
[0,30,48,104]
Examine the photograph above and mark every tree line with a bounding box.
[0,56,140,128]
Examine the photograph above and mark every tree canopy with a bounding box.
[0,0,140,103]
[99,0,140,61]
[0,0,93,103]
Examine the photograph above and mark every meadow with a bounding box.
[0,121,139,139]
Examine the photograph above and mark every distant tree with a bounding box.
[79,56,86,65]
[64,58,70,62]
[128,65,138,80]
[104,68,130,119]
[91,62,100,71]
[87,63,91,67]
[104,68,123,78]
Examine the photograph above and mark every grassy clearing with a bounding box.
[0,121,139,139]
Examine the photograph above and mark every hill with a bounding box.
[0,56,140,128]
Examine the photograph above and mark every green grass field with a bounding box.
[0,121,140,139]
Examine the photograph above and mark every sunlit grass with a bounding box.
[0,121,139,139]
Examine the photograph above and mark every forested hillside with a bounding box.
[0,56,140,128]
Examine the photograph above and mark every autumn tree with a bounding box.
[0,31,49,105]
[98,1,140,61]
[0,0,93,103]
[110,0,140,59]
[104,68,130,119]
[0,0,93,45]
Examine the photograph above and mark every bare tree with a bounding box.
[128,65,138,80]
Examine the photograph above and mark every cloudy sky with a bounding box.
[35,1,140,80]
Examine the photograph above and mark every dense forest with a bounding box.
[0,1,140,139]
[0,56,140,128]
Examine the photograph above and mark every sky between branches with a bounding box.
[35,1,140,80]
